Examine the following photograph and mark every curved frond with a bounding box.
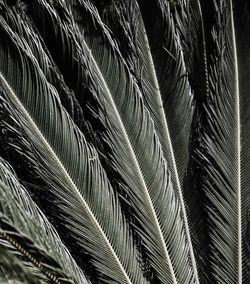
[77,0,199,281]
[129,1,198,280]
[0,13,146,284]
[0,2,85,130]
[25,0,198,282]
[168,1,213,281]
[0,157,89,284]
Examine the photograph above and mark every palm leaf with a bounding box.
[3,0,250,283]
[0,13,146,284]
[198,0,250,282]
[78,0,200,281]
[89,0,194,182]
[0,2,85,131]
[25,1,199,282]
[86,2,211,280]
[0,157,90,284]
[90,0,194,202]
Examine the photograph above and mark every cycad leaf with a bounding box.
[130,2,198,280]
[0,2,85,131]
[87,0,199,281]
[0,157,89,284]
[28,1,197,283]
[134,0,193,189]
[199,0,250,282]
[0,14,146,284]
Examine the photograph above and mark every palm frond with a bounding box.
[133,0,193,189]
[24,1,201,282]
[81,1,213,281]
[198,0,250,282]
[2,0,250,283]
[0,2,85,131]
[0,157,90,284]
[0,12,146,284]
[88,0,199,281]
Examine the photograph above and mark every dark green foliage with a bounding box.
[0,0,249,283]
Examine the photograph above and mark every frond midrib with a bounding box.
[140,10,199,283]
[86,36,178,283]
[229,0,242,282]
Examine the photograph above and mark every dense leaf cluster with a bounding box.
[0,0,249,283]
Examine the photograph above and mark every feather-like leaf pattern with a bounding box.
[0,12,146,284]
[0,157,89,284]
[83,1,210,281]
[198,0,250,282]
[1,0,250,283]
[169,1,213,281]
[91,0,199,281]
[0,3,85,130]
[26,1,199,282]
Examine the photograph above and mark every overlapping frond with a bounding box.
[0,2,85,130]
[0,10,146,283]
[13,0,200,282]
[89,0,199,281]
[0,157,89,284]
[2,0,250,283]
